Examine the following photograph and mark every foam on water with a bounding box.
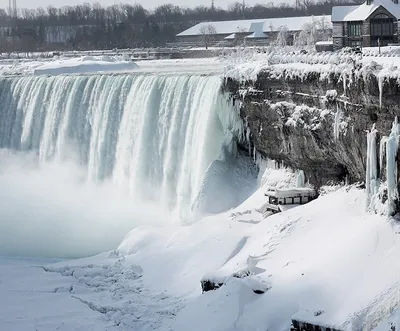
[0,72,254,257]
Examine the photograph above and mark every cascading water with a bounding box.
[0,72,254,257]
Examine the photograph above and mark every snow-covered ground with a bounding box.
[223,46,400,83]
[0,56,225,76]
[2,165,399,331]
[3,46,400,79]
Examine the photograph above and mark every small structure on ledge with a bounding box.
[291,319,342,331]
[263,187,318,214]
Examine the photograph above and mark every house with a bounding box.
[176,15,332,47]
[332,0,400,50]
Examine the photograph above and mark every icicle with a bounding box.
[296,170,305,188]
[386,117,400,216]
[342,72,347,96]
[378,75,384,110]
[253,146,256,162]
[246,126,251,155]
[366,124,378,211]
[333,105,342,140]
[379,136,388,178]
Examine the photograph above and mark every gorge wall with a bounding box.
[223,63,400,187]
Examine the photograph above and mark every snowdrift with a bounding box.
[33,56,138,75]
[116,180,400,331]
[4,166,400,330]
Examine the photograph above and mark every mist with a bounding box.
[0,150,169,259]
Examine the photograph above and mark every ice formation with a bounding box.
[386,118,400,216]
[365,119,400,216]
[296,170,305,188]
[366,124,379,210]
[379,136,388,177]
[333,106,342,140]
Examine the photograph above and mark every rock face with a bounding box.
[223,68,400,187]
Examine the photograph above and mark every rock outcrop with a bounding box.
[223,66,400,188]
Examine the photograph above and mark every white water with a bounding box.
[0,72,250,257]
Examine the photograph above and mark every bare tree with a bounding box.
[199,23,216,49]
[294,17,332,48]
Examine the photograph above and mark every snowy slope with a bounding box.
[4,166,399,330]
[119,183,400,331]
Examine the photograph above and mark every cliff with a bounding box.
[223,60,400,187]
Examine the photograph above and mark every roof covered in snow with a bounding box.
[332,0,400,21]
[265,187,317,198]
[245,22,267,39]
[177,15,332,37]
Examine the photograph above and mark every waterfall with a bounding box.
[0,73,244,220]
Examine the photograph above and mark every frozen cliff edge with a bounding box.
[222,51,400,188]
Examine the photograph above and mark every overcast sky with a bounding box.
[0,0,290,11]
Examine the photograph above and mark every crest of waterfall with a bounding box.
[0,73,245,220]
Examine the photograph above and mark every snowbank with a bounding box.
[3,164,400,330]
[223,48,400,88]
[33,56,138,76]
[170,186,400,331]
[0,57,223,76]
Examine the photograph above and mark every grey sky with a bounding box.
[0,0,290,11]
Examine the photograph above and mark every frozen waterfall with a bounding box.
[0,73,246,221]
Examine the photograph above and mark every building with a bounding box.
[263,187,318,214]
[332,0,400,49]
[176,15,332,47]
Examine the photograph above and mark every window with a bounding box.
[269,196,278,204]
[349,39,362,47]
[348,22,362,36]
[370,13,395,46]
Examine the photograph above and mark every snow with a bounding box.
[17,183,398,331]
[332,0,400,22]
[0,257,122,331]
[177,18,266,37]
[33,56,138,76]
[222,48,400,112]
[316,41,334,46]
[177,15,332,37]
[0,57,225,76]
[245,22,267,39]
[265,187,316,198]
[2,158,400,331]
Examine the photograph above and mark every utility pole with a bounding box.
[211,0,215,10]
[242,0,245,19]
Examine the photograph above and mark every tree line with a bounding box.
[0,0,362,52]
